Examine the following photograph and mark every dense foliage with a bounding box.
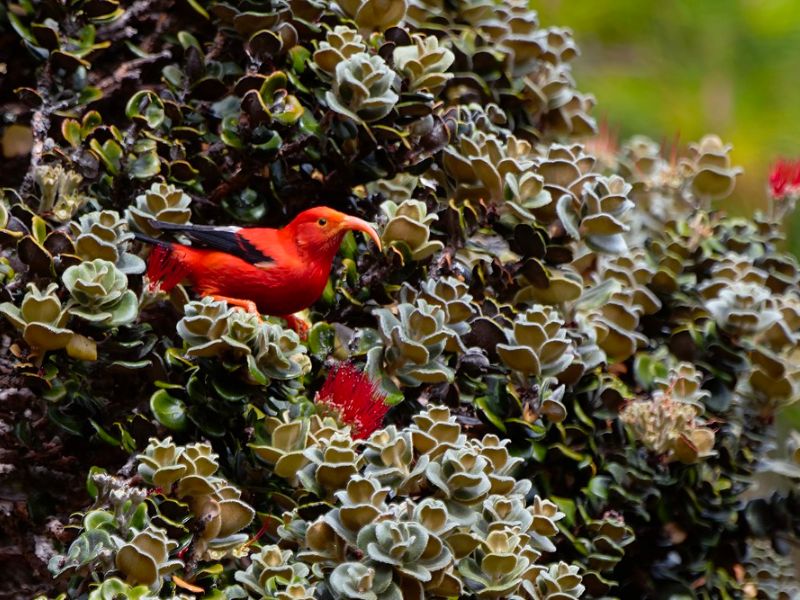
[1,1,799,598]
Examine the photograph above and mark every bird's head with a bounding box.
[287,206,382,258]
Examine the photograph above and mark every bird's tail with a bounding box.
[135,233,188,293]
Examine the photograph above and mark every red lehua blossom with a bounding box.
[316,362,389,439]
[768,158,800,199]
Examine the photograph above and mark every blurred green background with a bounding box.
[537,0,800,442]
[538,0,800,216]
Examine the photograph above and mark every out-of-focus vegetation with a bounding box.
[539,0,800,437]
[539,0,800,215]
[543,2,800,554]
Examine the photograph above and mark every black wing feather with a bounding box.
[148,220,274,264]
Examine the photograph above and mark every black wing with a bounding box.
[148,220,274,265]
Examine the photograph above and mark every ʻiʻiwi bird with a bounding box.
[136,206,381,334]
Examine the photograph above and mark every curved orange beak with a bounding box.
[342,215,382,251]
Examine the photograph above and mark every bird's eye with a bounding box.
[318,218,327,226]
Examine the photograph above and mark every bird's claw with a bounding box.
[207,295,309,337]
[281,314,310,340]
[209,295,262,320]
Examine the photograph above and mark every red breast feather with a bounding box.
[145,244,189,293]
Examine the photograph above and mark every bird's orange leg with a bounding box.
[209,295,261,318]
[280,314,310,340]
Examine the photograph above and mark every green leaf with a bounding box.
[246,354,268,386]
[259,71,288,103]
[183,0,209,19]
[78,86,103,105]
[169,160,199,182]
[154,379,185,390]
[321,277,335,305]
[530,441,547,463]
[129,502,148,530]
[177,31,202,50]
[42,379,67,402]
[211,376,248,402]
[144,104,165,129]
[299,109,321,137]
[8,13,34,44]
[551,496,577,527]
[289,45,311,74]
[162,64,185,88]
[252,129,282,152]
[84,509,115,531]
[355,328,383,355]
[31,215,47,244]
[220,114,244,149]
[124,40,152,59]
[778,403,800,432]
[633,352,669,390]
[61,119,81,147]
[550,443,586,462]
[585,475,610,501]
[187,406,226,437]
[128,150,161,179]
[385,390,404,406]
[109,359,151,370]
[14,86,44,107]
[89,419,122,446]
[475,395,507,432]
[48,406,83,436]
[572,397,594,429]
[86,466,107,499]
[150,389,188,431]
[125,90,165,129]
[82,110,103,134]
[307,322,334,359]
[89,138,123,175]
[505,418,547,438]
[340,231,358,260]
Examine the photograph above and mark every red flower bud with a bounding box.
[768,158,800,200]
[315,362,389,439]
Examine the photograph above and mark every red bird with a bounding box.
[137,206,381,333]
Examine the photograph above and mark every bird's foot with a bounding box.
[209,295,263,321]
[281,314,310,340]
